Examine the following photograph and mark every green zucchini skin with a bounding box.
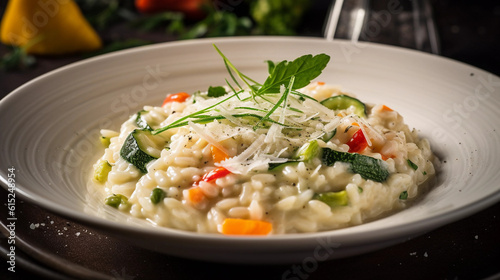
[320,95,367,118]
[321,148,389,182]
[313,190,348,207]
[135,110,152,130]
[120,129,160,173]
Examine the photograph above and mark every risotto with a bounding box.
[92,48,435,235]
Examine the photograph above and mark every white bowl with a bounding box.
[1,37,500,263]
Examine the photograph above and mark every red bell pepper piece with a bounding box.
[202,167,230,183]
[347,129,368,153]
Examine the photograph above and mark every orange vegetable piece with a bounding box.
[317,81,325,85]
[210,145,229,163]
[162,92,190,106]
[381,105,393,112]
[186,187,205,204]
[221,218,273,235]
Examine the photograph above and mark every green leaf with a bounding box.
[266,60,276,74]
[258,54,330,94]
[207,86,228,98]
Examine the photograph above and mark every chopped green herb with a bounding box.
[423,171,427,175]
[399,191,408,200]
[407,159,418,170]
[207,86,228,98]
[358,186,363,193]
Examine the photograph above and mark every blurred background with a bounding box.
[0,0,499,97]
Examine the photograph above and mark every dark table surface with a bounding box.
[1,1,499,279]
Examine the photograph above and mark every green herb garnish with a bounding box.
[207,86,228,98]
[407,159,418,170]
[257,53,330,95]
[153,45,330,135]
[399,191,408,200]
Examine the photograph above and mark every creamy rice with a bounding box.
[91,81,435,235]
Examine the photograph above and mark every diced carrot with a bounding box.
[210,145,229,163]
[221,218,273,235]
[187,186,205,204]
[381,154,395,161]
[317,81,325,85]
[162,92,190,106]
[381,105,393,112]
[352,122,359,127]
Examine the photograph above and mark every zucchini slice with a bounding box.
[120,129,165,173]
[135,110,152,130]
[313,190,348,207]
[295,140,320,162]
[321,95,367,118]
[321,148,389,182]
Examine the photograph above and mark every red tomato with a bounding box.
[162,92,190,106]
